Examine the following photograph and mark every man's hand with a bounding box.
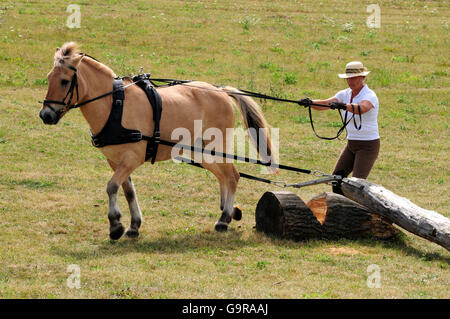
[329,101,347,110]
[298,98,312,106]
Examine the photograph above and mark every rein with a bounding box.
[40,73,145,113]
[174,155,342,189]
[163,140,342,190]
[41,65,79,116]
[40,55,361,141]
[40,54,146,115]
[149,78,361,140]
[40,59,352,189]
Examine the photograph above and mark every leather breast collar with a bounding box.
[90,75,162,164]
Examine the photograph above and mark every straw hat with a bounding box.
[338,61,370,78]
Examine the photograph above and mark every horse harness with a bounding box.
[40,54,358,188]
[40,53,163,163]
[41,62,347,189]
[90,74,163,164]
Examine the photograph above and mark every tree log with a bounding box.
[307,192,399,239]
[340,177,450,251]
[255,191,322,240]
[255,191,399,241]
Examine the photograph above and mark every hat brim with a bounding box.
[338,71,370,78]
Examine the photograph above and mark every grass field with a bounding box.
[0,0,449,298]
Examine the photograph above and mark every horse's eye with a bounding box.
[61,79,69,86]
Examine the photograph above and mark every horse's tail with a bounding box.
[222,86,279,174]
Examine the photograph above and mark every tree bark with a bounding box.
[340,177,450,251]
[255,191,398,241]
[307,192,399,239]
[255,191,322,240]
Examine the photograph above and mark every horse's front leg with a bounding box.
[122,176,142,238]
[107,179,125,240]
[106,154,142,240]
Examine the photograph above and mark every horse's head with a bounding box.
[39,42,84,125]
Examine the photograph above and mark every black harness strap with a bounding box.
[174,156,340,190]
[308,107,353,140]
[174,156,278,185]
[132,75,163,164]
[90,77,163,164]
[351,103,362,130]
[90,78,143,148]
[158,139,312,175]
[147,78,355,141]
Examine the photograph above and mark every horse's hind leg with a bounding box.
[214,163,240,232]
[230,164,242,221]
[122,176,142,238]
[199,162,236,231]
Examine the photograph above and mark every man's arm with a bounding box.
[350,100,373,114]
[311,97,338,111]
[336,100,373,114]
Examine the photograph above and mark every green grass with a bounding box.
[0,0,449,298]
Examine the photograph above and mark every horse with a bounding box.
[39,42,278,240]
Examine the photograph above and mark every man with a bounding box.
[304,61,380,193]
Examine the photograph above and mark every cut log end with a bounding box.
[255,191,400,241]
[307,192,400,239]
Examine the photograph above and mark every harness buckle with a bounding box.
[89,130,101,147]
[272,181,287,188]
[91,139,100,147]
[154,130,160,143]
[128,131,143,142]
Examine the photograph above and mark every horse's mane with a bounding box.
[54,42,116,77]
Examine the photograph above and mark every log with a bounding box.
[255,191,322,240]
[307,192,399,239]
[255,191,399,241]
[340,177,450,251]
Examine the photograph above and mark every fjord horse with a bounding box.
[39,42,278,239]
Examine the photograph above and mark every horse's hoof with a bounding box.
[109,223,125,240]
[232,206,242,221]
[214,222,228,232]
[125,228,139,238]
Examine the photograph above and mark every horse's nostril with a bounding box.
[40,109,57,124]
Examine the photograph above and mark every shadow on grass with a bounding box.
[51,228,253,260]
[51,227,449,265]
[353,236,450,264]
[264,232,450,264]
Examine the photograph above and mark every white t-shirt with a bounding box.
[334,85,379,140]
